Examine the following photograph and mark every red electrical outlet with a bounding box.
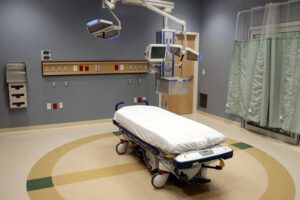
[53,103,58,110]
[85,66,89,71]
[115,65,119,71]
[79,65,83,71]
[138,97,142,103]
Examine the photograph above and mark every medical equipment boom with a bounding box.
[86,0,200,95]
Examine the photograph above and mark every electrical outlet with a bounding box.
[59,102,63,109]
[64,81,68,87]
[133,97,137,103]
[41,50,52,61]
[52,81,56,87]
[47,103,52,110]
[53,103,58,110]
[142,97,147,100]
[95,65,101,71]
[73,65,78,72]
[128,78,132,84]
[202,69,206,75]
[138,78,142,84]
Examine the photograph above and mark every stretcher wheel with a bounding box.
[116,142,128,154]
[151,173,169,189]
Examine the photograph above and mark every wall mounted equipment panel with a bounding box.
[42,61,148,76]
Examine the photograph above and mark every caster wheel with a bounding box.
[151,173,169,189]
[116,142,128,154]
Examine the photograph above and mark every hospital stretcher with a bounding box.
[113,101,233,188]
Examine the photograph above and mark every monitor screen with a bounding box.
[150,47,166,59]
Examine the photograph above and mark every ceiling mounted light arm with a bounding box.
[143,2,187,51]
[102,0,187,49]
[107,6,121,29]
[103,0,118,9]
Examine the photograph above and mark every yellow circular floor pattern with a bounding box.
[26,132,295,200]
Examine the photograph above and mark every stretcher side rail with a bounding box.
[115,100,149,111]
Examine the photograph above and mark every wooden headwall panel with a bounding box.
[42,61,148,76]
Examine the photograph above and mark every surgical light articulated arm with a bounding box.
[107,7,121,29]
[143,2,187,51]
[103,0,187,51]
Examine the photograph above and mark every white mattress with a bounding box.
[114,105,226,154]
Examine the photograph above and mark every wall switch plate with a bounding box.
[64,81,68,87]
[52,81,56,87]
[133,97,137,103]
[59,102,63,109]
[47,103,52,110]
[202,69,206,75]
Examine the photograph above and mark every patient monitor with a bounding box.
[146,44,167,63]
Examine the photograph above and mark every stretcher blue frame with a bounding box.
[113,101,233,169]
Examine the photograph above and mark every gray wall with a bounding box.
[199,0,285,121]
[0,0,202,128]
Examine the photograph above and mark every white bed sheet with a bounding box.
[114,105,226,154]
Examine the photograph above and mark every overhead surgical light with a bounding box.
[108,34,120,40]
[94,25,121,39]
[86,19,113,35]
[168,44,183,57]
[186,47,199,61]
[86,2,121,40]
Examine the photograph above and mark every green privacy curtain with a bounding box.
[227,2,300,134]
[269,36,300,133]
[226,39,271,127]
[226,36,300,134]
